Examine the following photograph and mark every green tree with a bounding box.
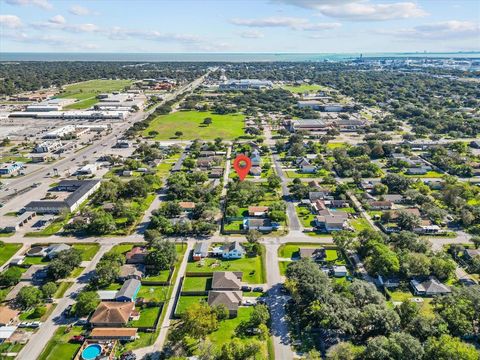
[175,131,183,138]
[47,249,82,280]
[219,338,263,360]
[75,291,100,317]
[41,282,57,299]
[333,230,356,252]
[424,334,478,360]
[16,286,42,309]
[250,304,270,327]
[267,174,281,189]
[203,117,212,125]
[181,302,218,339]
[90,260,121,289]
[146,239,177,275]
[326,342,364,360]
[0,266,22,287]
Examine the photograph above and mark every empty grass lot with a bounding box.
[350,217,373,232]
[282,84,326,94]
[37,326,83,360]
[186,255,265,284]
[72,243,100,261]
[58,79,132,109]
[0,243,21,266]
[182,276,212,292]
[143,110,245,140]
[175,296,207,316]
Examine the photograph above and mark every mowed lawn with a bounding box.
[282,84,327,94]
[58,79,132,109]
[0,243,21,266]
[144,110,245,140]
[186,255,265,284]
[37,326,83,360]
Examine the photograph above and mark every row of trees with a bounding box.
[285,257,479,360]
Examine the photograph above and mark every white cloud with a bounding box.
[230,16,340,31]
[379,20,480,40]
[31,19,99,33]
[49,15,65,25]
[275,0,427,21]
[239,30,264,39]
[69,5,91,16]
[107,27,202,44]
[0,14,23,28]
[3,32,68,45]
[5,0,52,10]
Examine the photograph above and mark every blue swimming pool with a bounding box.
[81,344,102,360]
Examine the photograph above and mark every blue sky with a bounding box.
[0,0,479,53]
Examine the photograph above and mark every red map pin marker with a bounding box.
[233,154,252,181]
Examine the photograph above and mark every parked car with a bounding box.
[253,287,264,292]
[257,298,267,305]
[241,286,252,292]
[70,335,85,343]
[242,300,255,306]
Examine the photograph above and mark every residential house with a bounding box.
[209,168,223,178]
[89,302,135,327]
[299,248,326,262]
[221,241,245,259]
[314,210,349,232]
[410,277,451,296]
[207,271,243,318]
[125,247,148,265]
[118,265,144,282]
[248,206,269,217]
[368,201,393,210]
[406,167,429,175]
[383,194,404,204]
[311,199,326,213]
[243,218,279,232]
[250,149,261,166]
[309,191,332,202]
[295,157,316,173]
[45,243,71,259]
[193,242,210,261]
[115,279,141,302]
[333,265,348,277]
[211,271,243,291]
[179,202,195,212]
[249,166,262,176]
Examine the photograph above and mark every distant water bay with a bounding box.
[1,52,479,62]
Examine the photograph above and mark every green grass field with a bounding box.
[0,243,21,267]
[54,282,73,299]
[350,217,373,232]
[58,79,133,109]
[71,243,99,261]
[37,326,83,360]
[282,84,326,94]
[129,306,161,328]
[175,296,207,316]
[186,254,265,284]
[144,110,245,140]
[295,206,316,228]
[182,276,212,292]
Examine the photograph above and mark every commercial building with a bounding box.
[9,110,127,121]
[43,125,77,139]
[26,104,61,112]
[33,141,63,153]
[0,162,24,175]
[25,179,101,214]
[219,79,273,91]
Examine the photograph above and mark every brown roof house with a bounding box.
[125,247,148,264]
[299,248,326,262]
[207,271,243,318]
[248,206,269,217]
[90,302,135,327]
